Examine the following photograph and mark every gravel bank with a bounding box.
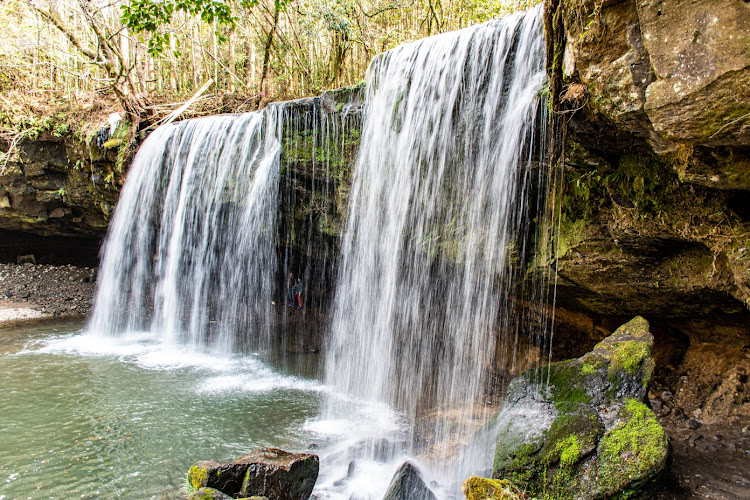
[0,263,96,320]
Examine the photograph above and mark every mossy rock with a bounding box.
[188,448,318,500]
[188,487,233,500]
[462,476,523,500]
[486,317,668,499]
[586,399,669,498]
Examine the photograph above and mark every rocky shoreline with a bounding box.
[0,262,96,322]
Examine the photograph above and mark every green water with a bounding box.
[0,319,325,499]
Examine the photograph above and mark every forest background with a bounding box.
[1,0,534,144]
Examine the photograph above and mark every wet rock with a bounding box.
[347,460,359,477]
[486,317,668,499]
[238,448,318,499]
[382,461,436,500]
[687,418,703,430]
[189,448,318,500]
[188,487,233,500]
[328,438,407,464]
[189,460,247,497]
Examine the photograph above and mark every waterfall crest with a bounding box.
[324,5,550,465]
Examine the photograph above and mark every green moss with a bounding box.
[557,435,581,467]
[462,476,522,500]
[532,360,590,406]
[102,138,123,149]
[608,341,650,376]
[580,362,597,376]
[188,464,209,489]
[556,217,587,259]
[541,406,603,467]
[281,124,360,182]
[560,142,678,229]
[596,399,668,497]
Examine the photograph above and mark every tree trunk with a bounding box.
[258,4,280,106]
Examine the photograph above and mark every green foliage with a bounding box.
[122,0,239,55]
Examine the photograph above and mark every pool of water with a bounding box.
[0,319,469,500]
[0,320,341,499]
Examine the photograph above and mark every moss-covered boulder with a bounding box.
[462,476,524,499]
[188,448,319,500]
[188,489,269,500]
[487,316,668,499]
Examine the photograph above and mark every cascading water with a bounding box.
[88,93,362,351]
[89,108,284,350]
[86,5,553,499]
[320,4,551,492]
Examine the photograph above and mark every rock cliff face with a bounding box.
[549,0,750,430]
[562,0,750,156]
[0,131,122,238]
[549,0,750,316]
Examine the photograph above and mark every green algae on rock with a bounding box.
[188,487,233,500]
[486,316,668,499]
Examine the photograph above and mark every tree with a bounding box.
[28,0,148,123]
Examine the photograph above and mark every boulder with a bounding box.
[382,461,437,500]
[462,476,523,500]
[188,448,319,500]
[187,488,269,500]
[486,316,668,499]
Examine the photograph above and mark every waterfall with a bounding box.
[323,4,550,473]
[89,96,363,352]
[89,108,284,350]
[88,4,553,496]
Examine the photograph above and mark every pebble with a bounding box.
[0,263,95,317]
[687,418,702,430]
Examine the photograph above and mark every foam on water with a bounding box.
[31,330,329,396]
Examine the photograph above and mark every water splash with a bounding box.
[323,4,551,480]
